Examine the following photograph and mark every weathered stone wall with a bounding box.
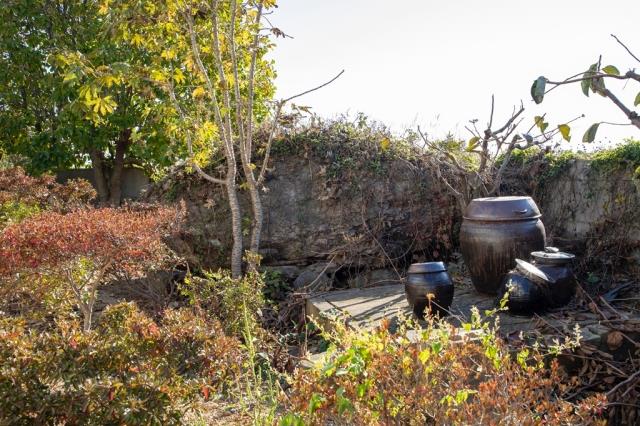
[538,159,640,267]
[146,153,458,286]
[146,146,640,286]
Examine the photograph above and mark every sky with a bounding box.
[269,0,640,148]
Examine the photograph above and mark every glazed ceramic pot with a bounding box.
[497,259,552,315]
[531,249,576,307]
[405,262,454,319]
[460,196,546,294]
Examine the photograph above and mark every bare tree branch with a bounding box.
[611,33,640,64]
[283,70,345,103]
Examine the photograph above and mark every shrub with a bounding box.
[0,302,242,425]
[590,138,640,172]
[0,166,95,213]
[281,311,607,425]
[180,270,265,337]
[0,207,177,330]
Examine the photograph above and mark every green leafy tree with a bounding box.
[0,0,175,205]
[101,0,341,276]
[0,0,94,172]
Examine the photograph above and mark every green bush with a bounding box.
[269,117,418,178]
[0,201,41,228]
[180,270,266,337]
[0,302,243,425]
[591,139,640,172]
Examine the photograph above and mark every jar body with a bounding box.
[405,270,453,319]
[461,219,545,294]
[537,264,575,307]
[497,272,548,315]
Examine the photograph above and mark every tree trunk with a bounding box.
[226,176,244,278]
[243,168,263,273]
[82,303,92,332]
[108,128,131,207]
[89,148,109,205]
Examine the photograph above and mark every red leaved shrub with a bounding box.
[0,166,96,211]
[0,207,178,330]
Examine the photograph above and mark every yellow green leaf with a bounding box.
[131,34,144,47]
[150,69,166,82]
[192,86,207,99]
[557,124,571,142]
[380,137,390,151]
[173,69,186,84]
[602,65,620,76]
[466,136,480,151]
[63,72,77,83]
[534,116,548,133]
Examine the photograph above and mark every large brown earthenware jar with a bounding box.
[460,196,545,294]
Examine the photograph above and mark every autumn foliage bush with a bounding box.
[0,166,95,216]
[0,207,177,330]
[281,311,607,426]
[0,302,243,425]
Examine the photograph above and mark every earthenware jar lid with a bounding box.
[463,196,542,221]
[531,250,575,265]
[407,262,447,274]
[515,258,555,284]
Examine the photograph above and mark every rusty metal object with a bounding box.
[405,262,453,319]
[460,196,546,294]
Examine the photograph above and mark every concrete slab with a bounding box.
[307,281,536,334]
[305,280,612,344]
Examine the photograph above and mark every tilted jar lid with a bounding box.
[531,250,575,265]
[515,258,555,284]
[407,262,447,274]
[463,196,542,222]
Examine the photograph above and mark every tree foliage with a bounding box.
[1,0,180,205]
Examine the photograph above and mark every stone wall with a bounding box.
[147,149,640,286]
[538,159,640,268]
[146,154,458,287]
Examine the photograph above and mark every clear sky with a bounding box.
[269,0,640,147]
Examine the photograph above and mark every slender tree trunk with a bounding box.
[226,176,244,278]
[243,168,263,272]
[108,128,131,207]
[89,148,109,205]
[82,303,92,332]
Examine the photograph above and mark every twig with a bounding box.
[607,369,640,397]
[611,33,640,64]
[283,70,345,103]
[258,70,344,185]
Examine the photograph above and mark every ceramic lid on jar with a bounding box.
[407,262,447,274]
[463,196,542,221]
[531,250,575,265]
[515,258,555,283]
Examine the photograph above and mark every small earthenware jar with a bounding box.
[405,262,454,319]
